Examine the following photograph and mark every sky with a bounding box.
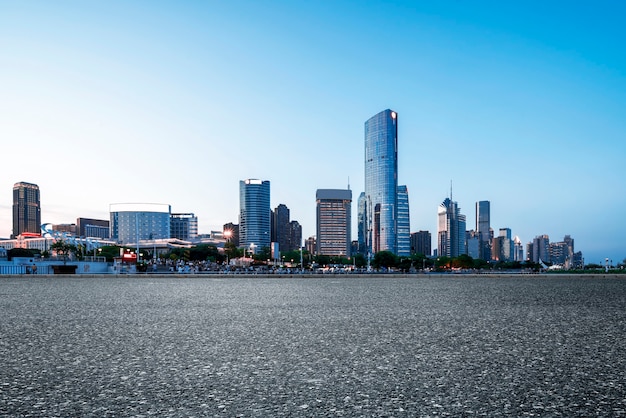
[1,1,625,264]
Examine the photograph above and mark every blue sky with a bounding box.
[1,1,624,264]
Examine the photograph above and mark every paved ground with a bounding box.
[1,275,625,416]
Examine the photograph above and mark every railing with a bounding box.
[0,264,53,275]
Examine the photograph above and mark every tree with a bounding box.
[436,256,452,270]
[98,245,122,262]
[372,251,398,269]
[397,257,412,272]
[224,242,242,261]
[452,254,474,269]
[50,240,77,265]
[353,253,367,268]
[252,246,271,263]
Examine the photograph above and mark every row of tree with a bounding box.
[6,242,624,272]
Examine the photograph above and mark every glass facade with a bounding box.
[476,200,491,260]
[437,198,466,258]
[110,203,171,245]
[396,185,411,256]
[239,179,271,250]
[170,213,198,241]
[364,109,398,255]
[357,192,367,255]
[12,182,41,238]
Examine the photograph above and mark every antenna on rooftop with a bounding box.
[450,180,453,201]
[348,176,350,190]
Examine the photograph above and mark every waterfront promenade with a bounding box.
[1,275,625,416]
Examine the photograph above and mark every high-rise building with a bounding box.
[110,203,171,245]
[396,185,411,256]
[529,234,550,263]
[466,230,480,259]
[357,192,367,255]
[563,235,575,260]
[549,235,576,266]
[271,204,291,252]
[223,222,239,247]
[12,182,41,238]
[476,201,491,260]
[170,213,198,241]
[316,189,352,257]
[364,109,398,255]
[288,220,302,252]
[306,236,316,256]
[513,236,524,261]
[410,230,431,256]
[493,228,513,261]
[437,197,466,258]
[239,179,271,250]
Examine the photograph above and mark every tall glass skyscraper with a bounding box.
[364,109,398,256]
[476,200,491,260]
[438,197,466,258]
[357,192,367,255]
[239,179,271,250]
[396,185,411,256]
[12,182,41,238]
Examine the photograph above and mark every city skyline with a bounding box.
[1,1,625,264]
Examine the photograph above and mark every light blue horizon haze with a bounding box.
[1,1,624,264]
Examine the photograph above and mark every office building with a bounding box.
[288,220,302,252]
[12,182,41,238]
[476,201,491,260]
[77,218,110,239]
[271,204,292,252]
[306,236,316,256]
[513,236,524,262]
[110,203,171,245]
[410,230,431,256]
[239,179,271,250]
[357,192,367,255]
[316,189,352,257]
[170,213,198,241]
[493,228,513,262]
[396,185,411,256]
[438,197,466,258]
[528,234,550,263]
[466,230,480,259]
[364,109,398,255]
[223,222,240,247]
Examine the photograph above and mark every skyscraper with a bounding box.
[12,182,41,238]
[493,228,513,261]
[476,200,491,260]
[438,197,466,258]
[223,222,240,247]
[357,192,367,255]
[288,220,302,252]
[364,109,398,256]
[396,185,411,256]
[410,230,431,256]
[239,179,271,250]
[316,189,352,257]
[271,204,291,252]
